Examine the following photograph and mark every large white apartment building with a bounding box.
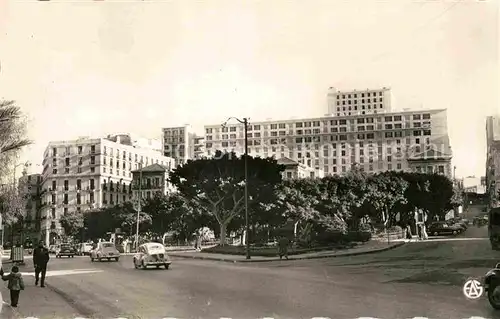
[203,108,453,178]
[327,87,393,116]
[40,133,175,245]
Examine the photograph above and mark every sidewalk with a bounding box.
[0,264,81,318]
[168,240,405,263]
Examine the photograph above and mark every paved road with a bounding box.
[2,205,500,319]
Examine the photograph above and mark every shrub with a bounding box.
[202,243,355,257]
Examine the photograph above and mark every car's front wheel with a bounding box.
[164,264,170,270]
[433,231,438,236]
[114,257,119,262]
[489,281,500,310]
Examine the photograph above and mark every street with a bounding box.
[2,207,500,319]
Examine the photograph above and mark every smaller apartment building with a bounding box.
[41,135,175,243]
[486,115,500,207]
[327,87,393,116]
[17,172,43,241]
[277,157,324,179]
[131,164,175,202]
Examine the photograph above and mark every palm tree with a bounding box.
[0,100,32,155]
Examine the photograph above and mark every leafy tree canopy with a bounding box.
[169,151,285,245]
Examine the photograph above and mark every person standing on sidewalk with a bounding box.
[278,235,290,260]
[0,265,25,307]
[33,241,50,287]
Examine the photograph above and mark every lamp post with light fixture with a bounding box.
[221,117,250,260]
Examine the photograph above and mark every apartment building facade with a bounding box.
[40,134,175,245]
[203,108,452,178]
[486,116,500,207]
[162,125,206,166]
[131,164,175,202]
[17,172,44,241]
[277,157,324,179]
[327,87,393,116]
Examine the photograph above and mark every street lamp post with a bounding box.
[222,117,250,260]
[135,163,143,251]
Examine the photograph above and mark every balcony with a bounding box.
[131,184,162,190]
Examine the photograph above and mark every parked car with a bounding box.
[428,221,461,236]
[446,219,467,231]
[78,243,94,256]
[90,242,120,262]
[133,243,171,270]
[56,244,76,258]
[473,215,489,226]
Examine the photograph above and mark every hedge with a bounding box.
[203,242,358,257]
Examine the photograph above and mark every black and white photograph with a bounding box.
[0,0,498,318]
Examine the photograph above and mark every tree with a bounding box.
[60,212,84,238]
[169,151,284,246]
[365,171,408,227]
[0,100,32,155]
[167,193,213,242]
[0,181,29,226]
[424,174,455,219]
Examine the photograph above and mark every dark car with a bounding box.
[56,244,76,258]
[446,219,467,231]
[428,222,461,236]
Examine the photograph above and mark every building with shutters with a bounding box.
[202,106,452,178]
[40,134,175,245]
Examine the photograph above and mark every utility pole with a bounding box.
[135,163,143,251]
[222,117,251,259]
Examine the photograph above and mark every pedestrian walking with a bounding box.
[405,224,413,242]
[33,241,50,287]
[278,236,289,260]
[0,265,25,307]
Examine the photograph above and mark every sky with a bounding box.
[0,0,498,179]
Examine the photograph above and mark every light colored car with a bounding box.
[133,243,171,270]
[49,244,59,254]
[90,242,120,262]
[78,243,93,256]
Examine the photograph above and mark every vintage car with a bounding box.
[56,244,76,258]
[428,221,462,236]
[78,243,94,256]
[90,242,120,262]
[133,243,171,270]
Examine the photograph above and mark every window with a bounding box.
[51,194,56,204]
[64,180,69,191]
[77,179,81,190]
[78,146,83,154]
[65,158,70,167]
[90,179,95,190]
[51,208,56,219]
[90,145,96,154]
[52,169,57,174]
[77,193,81,205]
[90,156,95,165]
[63,194,68,204]
[78,157,83,166]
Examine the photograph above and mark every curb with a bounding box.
[169,242,406,263]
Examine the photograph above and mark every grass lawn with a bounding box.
[202,242,358,257]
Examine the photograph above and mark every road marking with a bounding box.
[463,279,484,299]
[21,269,103,277]
[1,317,492,319]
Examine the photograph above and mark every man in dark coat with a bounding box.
[33,240,50,287]
[278,236,290,260]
